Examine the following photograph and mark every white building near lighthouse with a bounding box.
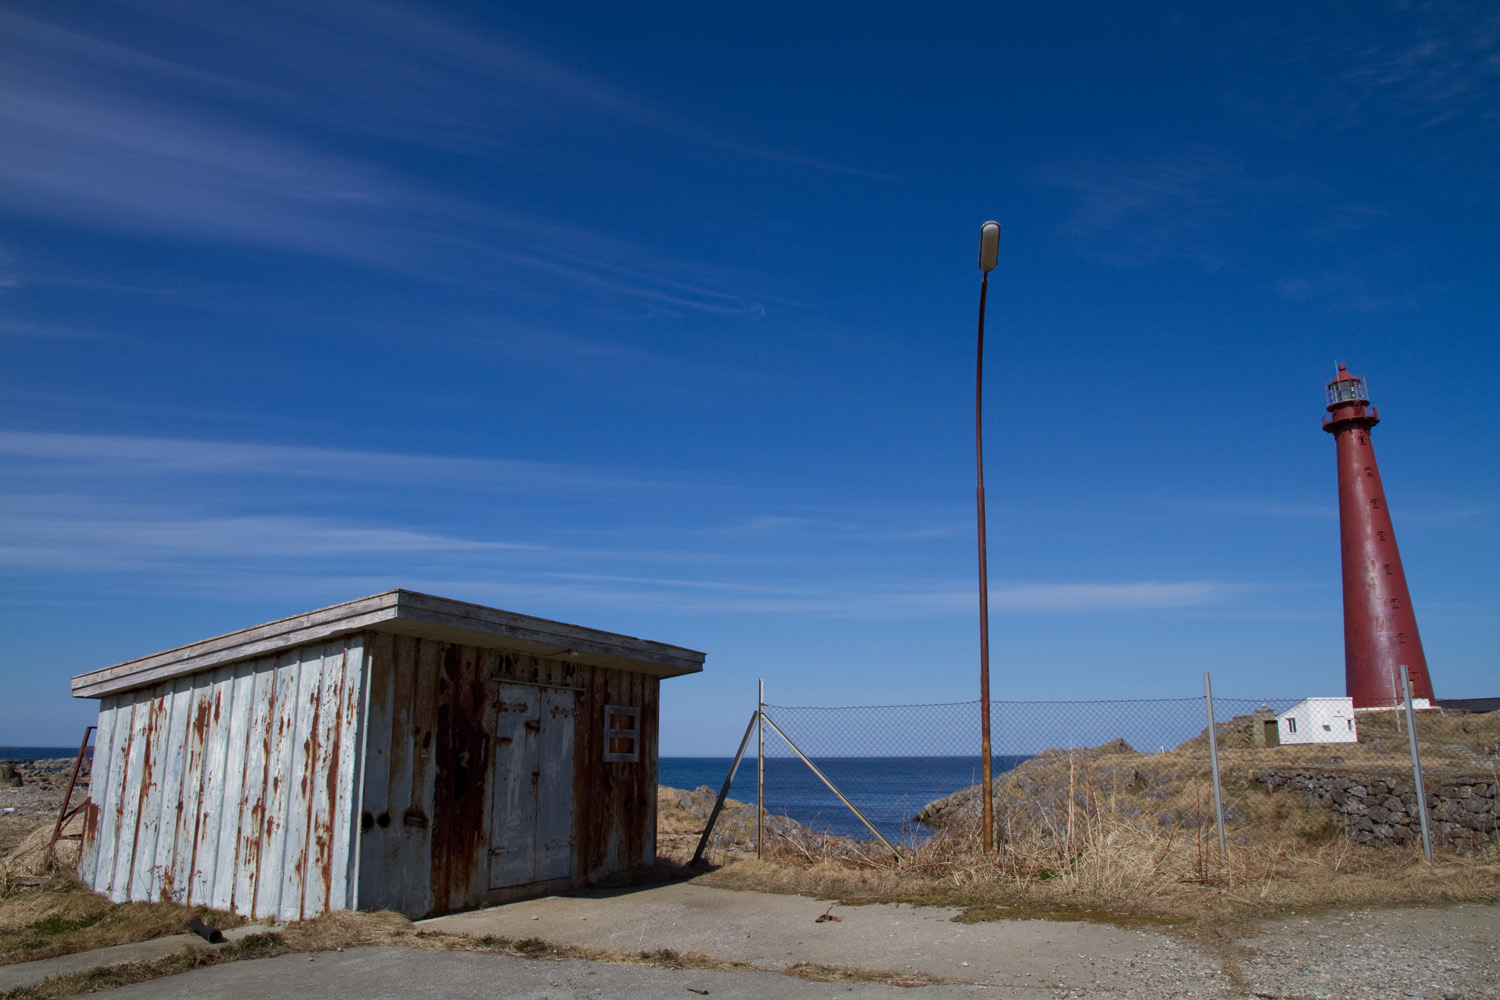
[1277,697,1358,744]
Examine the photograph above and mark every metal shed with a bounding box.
[69,590,704,920]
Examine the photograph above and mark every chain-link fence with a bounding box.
[750,695,1299,847]
[677,678,1499,863]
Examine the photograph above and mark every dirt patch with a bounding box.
[782,961,956,987]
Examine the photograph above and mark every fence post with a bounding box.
[757,678,765,860]
[1203,673,1228,856]
[1401,665,1434,864]
[692,710,761,865]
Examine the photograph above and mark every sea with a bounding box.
[661,755,1029,843]
[0,747,81,761]
[2,747,1021,843]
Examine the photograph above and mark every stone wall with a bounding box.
[1255,769,1497,848]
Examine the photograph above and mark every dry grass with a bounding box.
[0,840,247,969]
[0,912,419,1000]
[3,713,1496,996]
[782,961,955,986]
[0,821,44,862]
[693,717,1500,935]
[0,815,254,972]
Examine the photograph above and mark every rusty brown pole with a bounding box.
[976,221,1000,854]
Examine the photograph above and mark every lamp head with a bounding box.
[978,221,1001,272]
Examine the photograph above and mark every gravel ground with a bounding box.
[1236,905,1500,1000]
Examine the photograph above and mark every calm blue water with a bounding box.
[660,756,1028,842]
[0,747,82,761]
[3,746,1007,842]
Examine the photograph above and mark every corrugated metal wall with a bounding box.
[77,629,662,922]
[356,634,659,918]
[573,658,659,882]
[78,637,368,920]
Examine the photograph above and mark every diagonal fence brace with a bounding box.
[759,712,902,861]
[692,710,760,865]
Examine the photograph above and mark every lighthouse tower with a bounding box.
[1323,365,1436,708]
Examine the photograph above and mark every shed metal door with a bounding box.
[489,684,576,889]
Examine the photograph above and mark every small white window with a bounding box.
[603,705,640,763]
[1347,719,1354,730]
[1322,724,1332,731]
[1287,718,1298,734]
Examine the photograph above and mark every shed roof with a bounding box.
[71,590,706,699]
[1276,696,1354,718]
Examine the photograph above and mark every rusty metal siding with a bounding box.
[355,635,660,918]
[431,641,491,914]
[355,632,433,916]
[138,677,186,902]
[77,694,124,890]
[209,660,255,910]
[79,636,368,919]
[232,657,277,912]
[113,685,155,901]
[574,666,659,880]
[74,696,109,885]
[354,631,395,910]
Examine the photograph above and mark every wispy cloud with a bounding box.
[0,507,537,572]
[0,429,1245,620]
[0,6,780,317]
[455,576,1229,617]
[198,573,1233,618]
[988,580,1232,612]
[1331,8,1500,127]
[1251,3,1500,146]
[0,3,872,319]
[0,11,417,254]
[1044,147,1256,269]
[1273,270,1421,313]
[0,430,695,500]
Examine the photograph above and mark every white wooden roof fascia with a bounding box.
[71,590,705,699]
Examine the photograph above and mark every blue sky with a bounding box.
[2,1,1497,752]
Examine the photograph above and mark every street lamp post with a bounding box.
[976,221,1000,854]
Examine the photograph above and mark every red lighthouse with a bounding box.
[1323,365,1436,708]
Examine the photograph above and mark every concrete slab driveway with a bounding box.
[98,947,1052,1000]
[423,882,1216,995]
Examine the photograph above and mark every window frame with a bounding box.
[602,704,641,763]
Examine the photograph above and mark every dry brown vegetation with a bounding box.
[1,710,1495,996]
[686,710,1500,931]
[0,822,249,971]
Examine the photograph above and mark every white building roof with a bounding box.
[71,590,706,699]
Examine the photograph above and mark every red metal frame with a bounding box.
[49,725,95,856]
